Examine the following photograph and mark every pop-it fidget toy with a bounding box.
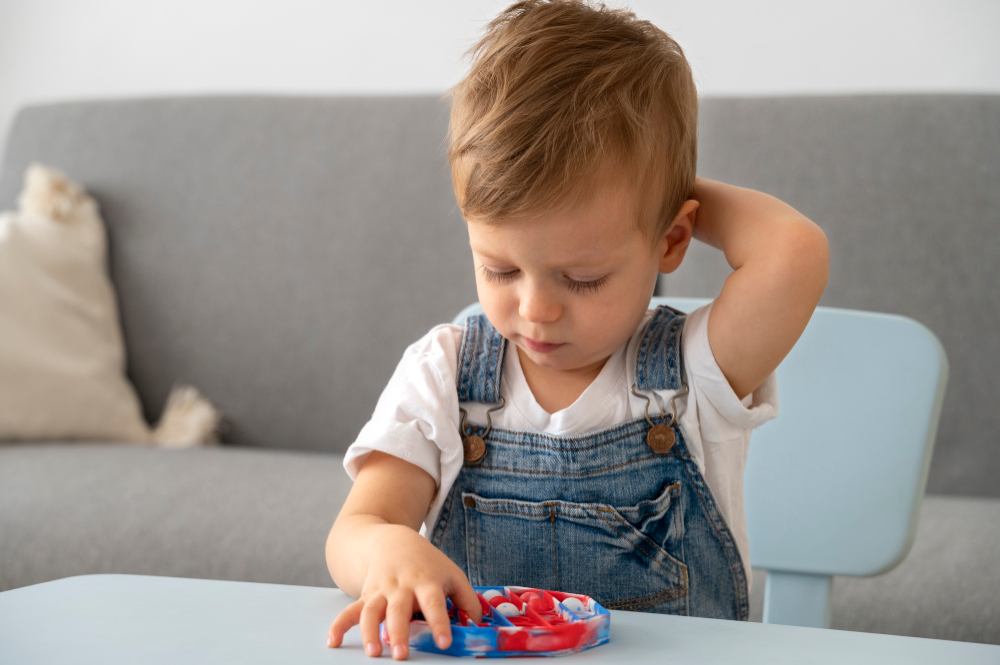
[380,586,610,657]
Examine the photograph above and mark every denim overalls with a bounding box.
[429,306,749,620]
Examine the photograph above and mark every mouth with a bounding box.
[521,337,565,353]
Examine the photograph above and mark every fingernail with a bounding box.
[393,644,406,659]
[436,634,449,648]
[327,635,334,648]
[365,641,377,656]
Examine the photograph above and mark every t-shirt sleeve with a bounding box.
[682,302,779,441]
[342,324,465,487]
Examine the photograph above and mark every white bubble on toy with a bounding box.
[560,597,586,613]
[494,602,521,617]
[482,589,504,600]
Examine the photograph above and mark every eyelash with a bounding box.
[480,267,609,294]
[567,275,609,293]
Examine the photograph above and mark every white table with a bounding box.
[1,575,997,664]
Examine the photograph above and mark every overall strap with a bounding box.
[634,305,687,391]
[457,314,507,404]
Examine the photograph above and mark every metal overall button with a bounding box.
[630,383,689,454]
[459,397,505,465]
[462,436,486,464]
[646,423,675,452]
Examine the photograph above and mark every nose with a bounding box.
[519,280,562,324]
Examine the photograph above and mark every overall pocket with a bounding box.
[461,481,688,614]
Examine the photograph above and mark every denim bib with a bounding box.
[430,307,749,620]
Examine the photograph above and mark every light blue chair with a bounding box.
[453,296,949,628]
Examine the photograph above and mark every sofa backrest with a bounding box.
[0,96,477,456]
[1,95,997,497]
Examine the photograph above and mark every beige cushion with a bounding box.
[0,164,216,444]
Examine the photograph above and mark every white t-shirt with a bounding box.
[344,303,779,583]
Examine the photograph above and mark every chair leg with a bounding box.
[762,570,832,628]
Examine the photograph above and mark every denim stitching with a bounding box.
[466,502,682,581]
[465,494,478,586]
[550,506,559,589]
[634,310,659,389]
[681,457,749,620]
[635,307,686,391]
[483,320,496,403]
[473,454,691,478]
[603,586,688,606]
[483,421,647,447]
[465,416,681,451]
[470,506,553,518]
[487,328,496,403]
[593,504,686,579]
[586,507,684,580]
[460,315,507,404]
[466,315,480,401]
[602,586,688,611]
[487,324,504,403]
[466,485,680,522]
[613,482,681,521]
[457,316,477,402]
[465,497,677,571]
[431,488,457,548]
[469,317,482,401]
[666,315,685,388]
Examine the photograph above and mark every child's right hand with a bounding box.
[327,523,482,660]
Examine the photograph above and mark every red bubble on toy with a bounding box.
[528,597,550,612]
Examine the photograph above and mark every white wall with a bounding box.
[1,0,999,154]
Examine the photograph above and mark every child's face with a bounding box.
[467,182,681,375]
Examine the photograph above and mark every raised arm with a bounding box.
[326,451,481,659]
[691,178,830,400]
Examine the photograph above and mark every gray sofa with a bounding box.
[1,95,997,645]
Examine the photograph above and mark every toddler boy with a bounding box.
[327,0,829,659]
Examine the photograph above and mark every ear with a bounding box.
[657,199,699,273]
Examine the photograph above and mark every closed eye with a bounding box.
[481,266,519,284]
[566,275,609,293]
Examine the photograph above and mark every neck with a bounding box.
[517,346,609,414]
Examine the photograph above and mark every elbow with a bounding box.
[790,218,830,300]
[810,223,831,297]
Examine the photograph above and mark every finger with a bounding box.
[359,595,387,658]
[415,586,453,650]
[449,575,483,624]
[328,599,364,648]
[385,590,415,660]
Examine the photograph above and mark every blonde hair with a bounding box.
[448,0,697,239]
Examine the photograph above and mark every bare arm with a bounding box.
[326,451,481,660]
[692,178,830,400]
[326,451,436,595]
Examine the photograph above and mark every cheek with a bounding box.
[578,279,652,346]
[579,296,633,340]
[475,279,517,330]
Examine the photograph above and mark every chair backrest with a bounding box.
[646,298,948,580]
[454,297,949,624]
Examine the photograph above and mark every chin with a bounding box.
[518,345,565,367]
[520,346,595,372]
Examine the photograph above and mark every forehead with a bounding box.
[467,182,645,266]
